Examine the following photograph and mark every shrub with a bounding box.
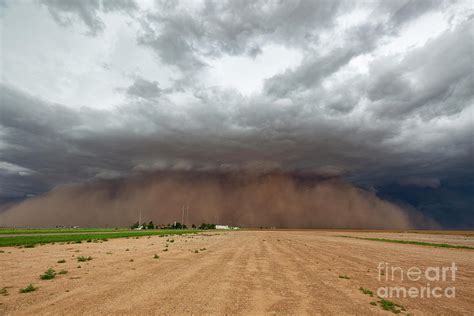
[40,268,56,280]
[20,284,37,293]
[0,287,8,296]
[153,254,159,259]
[198,223,216,230]
[77,256,92,262]
[359,287,373,297]
[379,299,406,314]
[57,259,66,263]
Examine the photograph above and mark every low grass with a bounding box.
[0,230,199,247]
[378,298,406,314]
[359,287,374,297]
[0,228,128,235]
[19,284,37,293]
[58,270,68,275]
[77,256,92,262]
[40,268,56,280]
[0,287,9,296]
[338,275,350,279]
[337,235,474,250]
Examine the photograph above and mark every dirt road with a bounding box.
[1,231,473,315]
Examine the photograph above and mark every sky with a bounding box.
[0,0,473,227]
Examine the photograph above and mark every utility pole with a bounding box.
[181,205,185,228]
[186,204,189,228]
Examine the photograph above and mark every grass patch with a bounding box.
[0,287,9,296]
[337,235,474,250]
[339,275,350,279]
[0,228,129,235]
[359,287,373,297]
[378,298,406,314]
[40,268,57,280]
[77,256,92,262]
[0,230,200,247]
[19,284,37,293]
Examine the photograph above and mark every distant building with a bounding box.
[215,225,229,229]
[215,225,240,230]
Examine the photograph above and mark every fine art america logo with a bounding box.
[377,262,457,298]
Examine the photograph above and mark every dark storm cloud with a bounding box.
[1,0,473,227]
[126,78,161,99]
[368,18,474,119]
[136,0,346,72]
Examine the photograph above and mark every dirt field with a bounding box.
[1,230,473,315]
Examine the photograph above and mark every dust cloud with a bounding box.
[0,171,437,229]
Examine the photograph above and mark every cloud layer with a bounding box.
[0,0,472,227]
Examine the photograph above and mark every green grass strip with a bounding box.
[0,228,129,235]
[0,230,200,247]
[337,235,474,250]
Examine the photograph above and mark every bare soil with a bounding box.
[0,231,473,315]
